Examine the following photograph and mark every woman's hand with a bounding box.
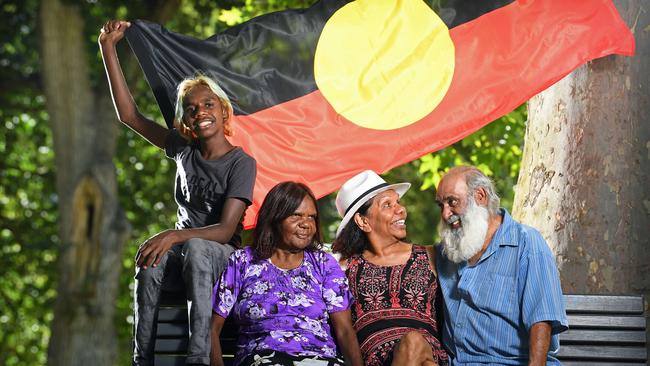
[330,309,363,366]
[135,229,179,269]
[210,315,226,366]
[98,20,130,47]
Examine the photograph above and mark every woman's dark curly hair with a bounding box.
[332,197,374,259]
[252,181,322,260]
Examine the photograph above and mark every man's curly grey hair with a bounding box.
[462,167,501,215]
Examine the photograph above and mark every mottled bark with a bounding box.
[513,0,649,308]
[40,0,130,364]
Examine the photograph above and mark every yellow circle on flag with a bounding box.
[314,0,455,130]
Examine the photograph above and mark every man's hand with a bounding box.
[98,20,130,47]
[135,229,179,269]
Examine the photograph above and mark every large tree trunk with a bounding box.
[40,0,182,363]
[40,0,130,364]
[513,1,649,302]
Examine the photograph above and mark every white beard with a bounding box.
[439,198,489,264]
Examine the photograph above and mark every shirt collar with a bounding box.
[476,208,518,264]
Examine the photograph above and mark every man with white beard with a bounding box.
[434,166,568,366]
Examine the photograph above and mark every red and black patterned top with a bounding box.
[346,245,448,366]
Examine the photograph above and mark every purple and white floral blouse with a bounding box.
[212,246,352,363]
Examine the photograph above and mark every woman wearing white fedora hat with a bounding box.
[332,170,447,366]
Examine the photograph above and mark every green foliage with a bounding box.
[0,0,40,92]
[0,1,57,365]
[0,88,57,366]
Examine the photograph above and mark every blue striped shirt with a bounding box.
[436,209,568,365]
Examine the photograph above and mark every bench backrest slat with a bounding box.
[561,362,648,366]
[560,329,647,344]
[559,345,647,362]
[567,314,646,329]
[157,307,186,323]
[155,354,236,366]
[564,295,645,314]
[154,355,185,366]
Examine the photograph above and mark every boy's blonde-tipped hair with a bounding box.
[173,75,234,140]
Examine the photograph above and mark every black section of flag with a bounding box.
[442,0,512,27]
[125,0,349,127]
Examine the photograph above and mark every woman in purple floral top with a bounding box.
[211,182,363,366]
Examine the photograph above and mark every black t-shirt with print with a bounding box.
[165,130,256,247]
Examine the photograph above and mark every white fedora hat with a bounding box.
[335,170,411,238]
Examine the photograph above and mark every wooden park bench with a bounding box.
[152,293,647,366]
[559,294,647,365]
[153,290,238,366]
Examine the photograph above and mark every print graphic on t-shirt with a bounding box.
[187,175,226,207]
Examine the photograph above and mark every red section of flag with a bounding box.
[232,0,634,228]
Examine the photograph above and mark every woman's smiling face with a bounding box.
[362,189,407,240]
[279,195,318,252]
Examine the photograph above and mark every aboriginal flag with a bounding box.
[125,0,634,228]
